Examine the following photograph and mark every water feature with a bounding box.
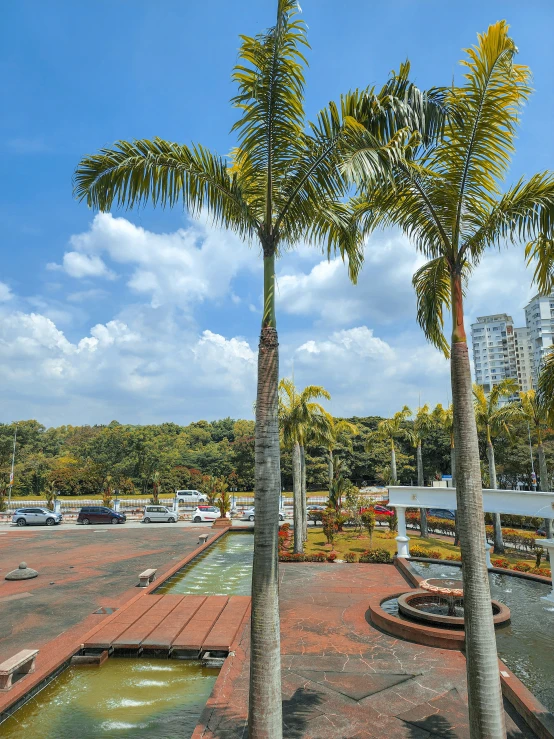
[1,658,218,738]
[410,561,554,714]
[156,531,253,596]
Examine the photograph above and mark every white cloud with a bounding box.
[62,251,115,280]
[277,232,424,326]
[67,288,108,303]
[0,282,13,302]
[63,213,258,309]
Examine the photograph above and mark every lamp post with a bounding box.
[8,424,17,507]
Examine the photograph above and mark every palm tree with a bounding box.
[367,406,411,485]
[516,389,553,539]
[406,404,433,536]
[74,4,434,731]
[433,403,455,485]
[151,470,161,505]
[279,378,330,552]
[345,23,554,738]
[538,348,554,424]
[324,417,358,495]
[473,379,519,553]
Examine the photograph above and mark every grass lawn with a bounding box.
[304,525,552,575]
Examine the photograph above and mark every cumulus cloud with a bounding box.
[0,282,13,302]
[294,326,450,416]
[277,232,424,326]
[61,213,258,309]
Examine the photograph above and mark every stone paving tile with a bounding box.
[195,562,538,739]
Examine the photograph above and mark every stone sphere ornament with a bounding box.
[5,562,39,580]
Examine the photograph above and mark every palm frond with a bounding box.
[231,0,308,224]
[525,233,554,296]
[73,138,258,238]
[412,257,452,357]
[440,21,532,248]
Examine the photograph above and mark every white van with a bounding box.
[175,490,206,504]
[142,505,178,524]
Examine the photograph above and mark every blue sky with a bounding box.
[1,0,553,426]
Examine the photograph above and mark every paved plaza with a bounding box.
[0,526,205,661]
[197,563,535,739]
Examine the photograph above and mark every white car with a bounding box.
[192,506,230,523]
[175,489,206,504]
[240,507,286,522]
[142,505,177,524]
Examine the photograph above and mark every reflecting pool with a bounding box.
[1,658,218,739]
[410,561,554,713]
[156,532,253,596]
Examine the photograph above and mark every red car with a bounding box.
[359,504,394,517]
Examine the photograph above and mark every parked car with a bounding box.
[359,504,394,517]
[175,490,206,504]
[192,505,229,523]
[536,527,546,537]
[428,508,456,521]
[77,506,126,525]
[307,504,326,512]
[240,506,285,522]
[12,507,62,527]
[142,505,177,524]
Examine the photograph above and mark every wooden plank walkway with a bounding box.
[84,594,250,655]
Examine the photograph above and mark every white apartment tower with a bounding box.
[471,314,518,393]
[524,292,554,388]
[513,327,533,392]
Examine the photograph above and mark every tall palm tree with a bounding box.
[279,378,330,552]
[433,403,455,485]
[325,417,358,495]
[73,3,449,731]
[368,406,411,484]
[516,389,553,538]
[344,23,554,738]
[473,379,519,553]
[406,404,433,536]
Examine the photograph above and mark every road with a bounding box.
[0,518,256,532]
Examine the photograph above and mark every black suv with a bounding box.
[76,506,126,525]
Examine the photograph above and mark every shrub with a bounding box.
[327,550,338,562]
[512,561,532,572]
[322,511,336,545]
[445,553,462,561]
[344,552,357,563]
[281,522,290,532]
[409,545,428,558]
[310,552,326,562]
[491,557,511,569]
[359,548,392,564]
[426,550,442,559]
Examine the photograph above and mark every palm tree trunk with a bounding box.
[300,444,307,542]
[292,442,302,553]
[417,442,428,537]
[248,251,282,739]
[450,273,505,738]
[328,449,333,496]
[487,440,504,554]
[390,441,397,485]
[537,442,553,540]
[452,444,459,546]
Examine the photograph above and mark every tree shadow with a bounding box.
[403,713,462,738]
[282,686,325,738]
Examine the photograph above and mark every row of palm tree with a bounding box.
[73,1,554,734]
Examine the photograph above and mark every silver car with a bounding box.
[12,507,63,527]
[240,506,286,522]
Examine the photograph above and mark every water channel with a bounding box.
[393,561,554,714]
[156,531,254,596]
[1,658,218,738]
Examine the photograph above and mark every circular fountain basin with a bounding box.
[397,591,510,629]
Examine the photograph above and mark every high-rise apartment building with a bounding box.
[524,292,554,388]
[471,314,519,393]
[513,327,533,392]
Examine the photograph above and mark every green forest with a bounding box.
[1,412,552,498]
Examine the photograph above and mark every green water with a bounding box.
[1,659,218,738]
[156,532,253,596]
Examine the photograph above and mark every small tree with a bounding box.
[361,509,376,545]
[322,511,336,546]
[102,475,113,508]
[45,482,57,512]
[150,471,161,505]
[344,484,362,532]
[217,479,232,519]
[389,511,398,533]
